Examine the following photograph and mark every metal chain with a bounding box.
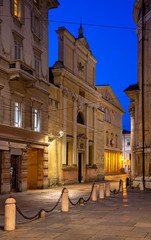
[16,188,66,220]
[16,205,39,220]
[68,196,80,206]
[83,182,95,203]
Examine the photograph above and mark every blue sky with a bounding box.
[48,0,137,131]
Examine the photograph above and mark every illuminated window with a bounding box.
[14,102,22,127]
[14,0,19,17]
[33,108,40,132]
[34,0,39,6]
[10,0,25,24]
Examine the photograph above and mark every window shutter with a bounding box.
[31,10,35,33]
[21,103,25,128]
[31,106,34,130]
[0,0,3,6]
[10,0,14,15]
[39,109,41,132]
[14,40,17,59]
[18,42,21,59]
[0,96,3,123]
[21,0,25,24]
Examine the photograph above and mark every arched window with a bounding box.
[77,112,84,124]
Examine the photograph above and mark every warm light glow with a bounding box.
[59,130,64,137]
[14,0,18,16]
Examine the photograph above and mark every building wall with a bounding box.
[0,0,59,193]
[97,85,124,175]
[48,27,104,185]
[125,0,151,186]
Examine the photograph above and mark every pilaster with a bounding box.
[93,107,97,165]
[86,104,90,165]
[62,91,67,165]
[73,96,77,165]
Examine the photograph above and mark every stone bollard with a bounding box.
[5,198,16,231]
[105,182,110,197]
[92,183,97,201]
[139,178,144,191]
[39,210,45,219]
[119,179,123,192]
[61,188,69,212]
[99,182,104,199]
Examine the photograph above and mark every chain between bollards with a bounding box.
[4,180,123,231]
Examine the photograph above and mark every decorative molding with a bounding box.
[77,62,84,72]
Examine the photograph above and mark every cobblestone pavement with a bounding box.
[0,180,151,240]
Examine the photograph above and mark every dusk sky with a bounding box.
[48,0,137,131]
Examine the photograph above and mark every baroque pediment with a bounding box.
[77,37,92,54]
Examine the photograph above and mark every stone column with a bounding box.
[130,108,136,179]
[86,104,89,165]
[73,97,77,165]
[93,107,97,165]
[62,92,67,165]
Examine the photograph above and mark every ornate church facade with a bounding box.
[48,26,124,185]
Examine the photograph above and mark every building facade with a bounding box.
[0,0,59,193]
[122,129,131,173]
[125,0,151,187]
[97,85,125,175]
[48,27,104,185]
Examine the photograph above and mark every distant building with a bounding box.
[97,85,125,175]
[125,0,151,187]
[122,130,131,173]
[0,0,59,193]
[48,26,104,185]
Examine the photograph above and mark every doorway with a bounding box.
[10,155,20,192]
[27,148,44,189]
[78,153,82,183]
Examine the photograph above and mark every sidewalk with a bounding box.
[0,182,151,240]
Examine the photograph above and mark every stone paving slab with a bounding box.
[0,182,151,239]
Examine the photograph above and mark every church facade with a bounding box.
[48,27,104,185]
